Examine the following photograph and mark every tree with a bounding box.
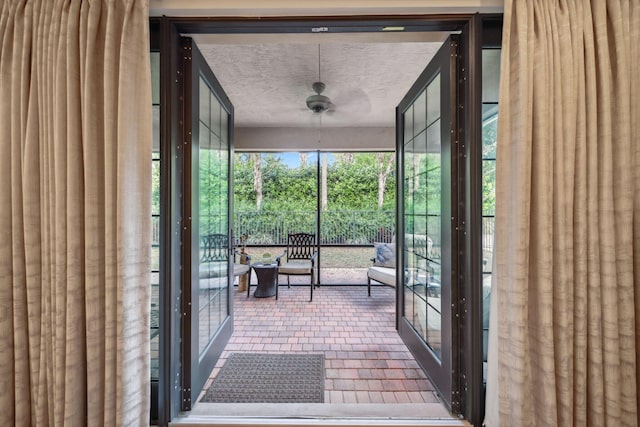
[376,153,394,209]
[321,152,328,211]
[299,152,307,167]
[336,152,354,164]
[151,158,160,215]
[233,151,396,213]
[482,115,498,215]
[251,153,263,211]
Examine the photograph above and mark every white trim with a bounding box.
[171,417,470,426]
[150,0,504,17]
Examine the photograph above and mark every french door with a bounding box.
[396,35,460,411]
[181,37,234,410]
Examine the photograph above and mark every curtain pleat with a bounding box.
[0,1,151,425]
[486,1,640,426]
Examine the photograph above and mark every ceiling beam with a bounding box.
[235,126,395,151]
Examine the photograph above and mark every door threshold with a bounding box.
[171,419,468,427]
[170,403,469,426]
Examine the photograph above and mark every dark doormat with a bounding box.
[200,353,325,403]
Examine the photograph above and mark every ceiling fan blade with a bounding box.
[331,87,371,114]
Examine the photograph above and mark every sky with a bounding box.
[272,152,336,168]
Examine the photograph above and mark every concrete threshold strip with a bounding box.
[170,417,469,427]
[169,402,470,427]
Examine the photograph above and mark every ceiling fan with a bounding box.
[302,44,371,118]
[305,81,332,114]
[305,45,333,114]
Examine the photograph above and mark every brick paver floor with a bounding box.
[200,283,441,405]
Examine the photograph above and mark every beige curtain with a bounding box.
[0,0,151,425]
[485,0,640,426]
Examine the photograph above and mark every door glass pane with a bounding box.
[426,119,441,152]
[413,90,427,136]
[211,97,222,138]
[404,105,414,143]
[199,79,210,125]
[482,104,498,159]
[221,110,228,144]
[413,128,427,151]
[482,49,501,104]
[403,75,442,359]
[482,47,500,382]
[151,52,160,105]
[150,51,160,383]
[403,137,415,320]
[425,148,441,357]
[197,76,229,357]
[426,75,440,125]
[219,139,229,222]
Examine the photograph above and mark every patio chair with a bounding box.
[276,232,318,301]
[199,233,251,289]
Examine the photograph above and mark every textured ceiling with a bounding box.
[195,40,444,128]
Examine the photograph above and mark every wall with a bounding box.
[150,0,504,17]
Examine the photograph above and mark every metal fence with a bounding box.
[234,210,395,246]
[151,211,495,252]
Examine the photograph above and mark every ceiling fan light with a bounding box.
[306,94,331,114]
